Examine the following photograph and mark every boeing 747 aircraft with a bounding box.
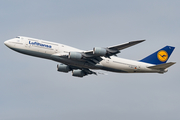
[4,36,175,77]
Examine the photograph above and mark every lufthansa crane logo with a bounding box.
[157,50,168,62]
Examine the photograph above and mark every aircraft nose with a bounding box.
[4,39,12,47]
[4,40,8,46]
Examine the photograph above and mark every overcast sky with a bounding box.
[1,0,180,120]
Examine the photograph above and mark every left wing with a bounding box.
[55,40,145,77]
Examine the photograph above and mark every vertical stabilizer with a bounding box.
[140,46,175,65]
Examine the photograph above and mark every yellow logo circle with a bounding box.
[157,50,168,62]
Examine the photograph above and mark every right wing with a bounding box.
[54,40,145,64]
[83,39,145,57]
[107,39,145,51]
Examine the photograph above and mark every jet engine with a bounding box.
[57,64,71,73]
[72,70,86,77]
[93,47,107,56]
[68,52,82,59]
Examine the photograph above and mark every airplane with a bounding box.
[4,36,176,77]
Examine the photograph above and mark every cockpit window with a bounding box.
[16,36,20,39]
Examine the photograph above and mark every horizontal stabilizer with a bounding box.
[148,62,176,70]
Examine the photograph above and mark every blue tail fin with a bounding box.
[140,46,175,65]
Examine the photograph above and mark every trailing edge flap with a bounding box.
[148,62,176,69]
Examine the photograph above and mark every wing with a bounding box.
[84,39,145,57]
[107,39,145,51]
[55,40,145,65]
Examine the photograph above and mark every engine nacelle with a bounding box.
[68,52,82,59]
[93,47,107,56]
[57,64,71,73]
[72,70,86,77]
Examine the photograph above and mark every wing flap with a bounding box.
[148,62,176,69]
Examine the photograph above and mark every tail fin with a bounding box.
[140,46,175,65]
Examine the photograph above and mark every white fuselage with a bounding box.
[4,36,167,74]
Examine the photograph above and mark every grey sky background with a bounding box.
[1,0,180,120]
